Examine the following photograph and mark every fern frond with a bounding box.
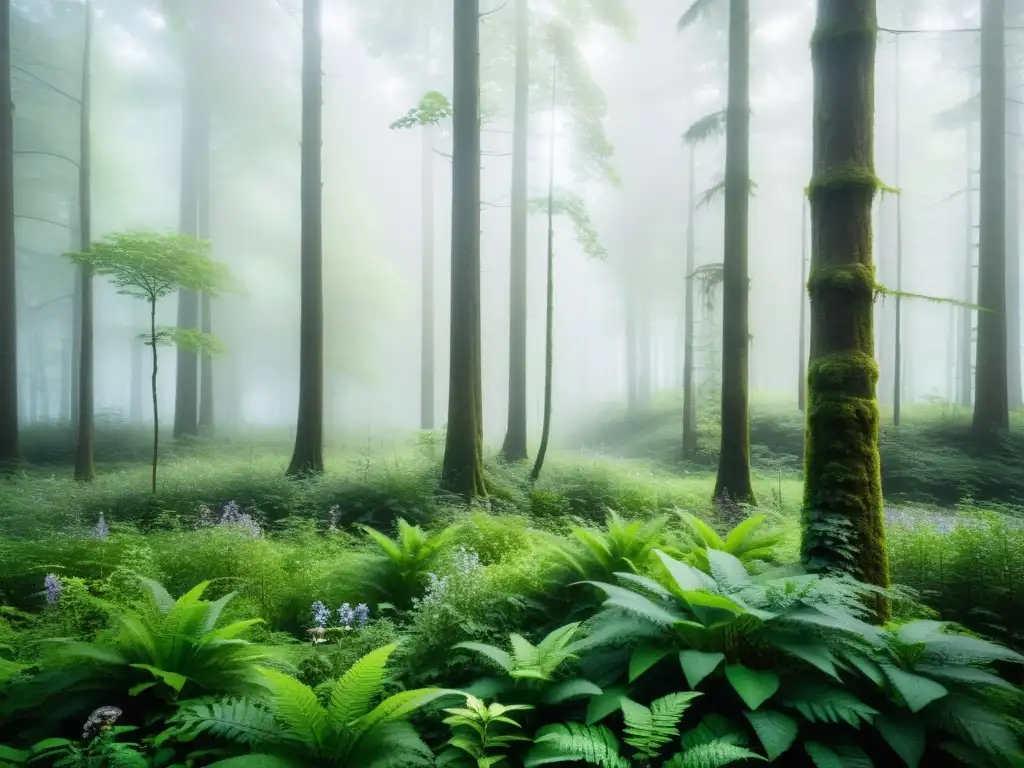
[682,110,727,145]
[678,0,721,30]
[622,693,699,759]
[352,688,450,736]
[328,643,397,730]
[169,698,283,747]
[536,623,583,674]
[453,642,514,673]
[258,668,328,751]
[664,740,766,767]
[526,723,629,768]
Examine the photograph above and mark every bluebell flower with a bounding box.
[337,602,355,628]
[218,501,262,538]
[412,572,449,609]
[311,600,330,628]
[44,573,62,605]
[93,513,109,541]
[353,603,370,628]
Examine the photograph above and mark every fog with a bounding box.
[10,0,1022,445]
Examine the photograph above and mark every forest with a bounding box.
[1,0,1024,765]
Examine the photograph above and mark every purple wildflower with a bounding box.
[353,603,370,628]
[311,601,330,628]
[93,513,109,541]
[337,602,355,628]
[44,573,62,605]
[218,501,262,538]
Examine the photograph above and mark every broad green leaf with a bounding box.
[542,678,603,704]
[578,581,682,626]
[628,644,670,682]
[724,665,779,710]
[654,550,716,592]
[876,713,926,768]
[679,650,725,689]
[130,663,189,693]
[744,709,799,760]
[804,741,873,768]
[453,642,513,673]
[585,686,630,724]
[706,549,751,591]
[668,740,765,767]
[881,665,948,713]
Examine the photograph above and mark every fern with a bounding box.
[167,698,281,746]
[663,740,766,767]
[622,692,701,759]
[525,723,629,768]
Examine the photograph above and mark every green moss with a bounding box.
[807,264,876,298]
[807,163,892,198]
[810,21,878,53]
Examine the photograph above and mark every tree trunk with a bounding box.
[60,337,71,422]
[74,0,95,482]
[150,300,159,493]
[71,271,80,424]
[1006,63,1021,409]
[803,0,889,619]
[958,100,975,407]
[130,322,143,423]
[0,0,19,473]
[501,0,530,462]
[440,0,486,499]
[892,35,903,427]
[682,144,698,457]
[531,58,556,482]
[637,298,652,403]
[287,0,325,475]
[972,0,1009,439]
[625,279,638,411]
[173,12,201,440]
[420,123,436,432]
[197,77,213,436]
[712,0,755,505]
[798,197,808,412]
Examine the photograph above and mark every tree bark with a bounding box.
[798,197,808,412]
[501,0,530,462]
[682,144,698,457]
[150,299,159,493]
[287,0,325,475]
[440,0,486,499]
[892,35,903,427]
[531,58,556,482]
[958,95,975,407]
[197,71,213,436]
[1006,63,1021,409]
[0,0,19,473]
[173,11,202,440]
[74,0,95,482]
[420,122,436,432]
[803,0,889,619]
[972,0,1009,439]
[712,0,755,505]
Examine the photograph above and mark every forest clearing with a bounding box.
[2,0,1024,766]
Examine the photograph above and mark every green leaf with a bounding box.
[585,685,630,724]
[744,709,799,760]
[130,663,189,693]
[679,650,725,689]
[328,643,397,730]
[781,683,878,727]
[875,713,926,768]
[804,742,873,768]
[453,642,513,673]
[668,740,765,767]
[705,549,751,591]
[724,665,779,710]
[629,644,670,682]
[578,581,682,626]
[0,745,30,763]
[207,756,297,768]
[881,665,948,713]
[654,550,717,592]
[542,679,603,704]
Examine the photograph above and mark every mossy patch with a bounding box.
[806,163,895,198]
[810,20,879,53]
[807,264,876,298]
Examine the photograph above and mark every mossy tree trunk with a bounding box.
[440,0,487,499]
[803,0,889,620]
[286,0,325,476]
[892,35,903,427]
[682,144,698,458]
[712,0,755,505]
[0,0,19,474]
[1006,62,1021,410]
[74,0,95,482]
[972,0,1009,439]
[501,0,530,462]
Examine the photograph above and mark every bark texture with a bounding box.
[420,122,436,431]
[798,197,808,412]
[803,0,889,619]
[74,0,95,482]
[0,0,19,473]
[286,0,325,475]
[958,103,975,407]
[501,0,530,462]
[712,0,755,505]
[440,0,487,499]
[1007,63,1021,409]
[972,0,1008,438]
[682,144,698,458]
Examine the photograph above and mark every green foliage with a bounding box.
[164,642,451,767]
[436,694,534,767]
[682,110,727,145]
[527,189,608,260]
[3,724,149,768]
[389,91,453,130]
[676,513,783,574]
[65,231,231,303]
[540,510,670,584]
[355,519,461,610]
[150,326,228,356]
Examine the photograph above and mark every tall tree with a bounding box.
[798,197,808,412]
[682,141,698,456]
[172,2,206,440]
[892,34,904,426]
[440,0,486,499]
[802,0,889,618]
[74,0,95,482]
[420,117,436,433]
[973,0,1009,439]
[287,0,326,476]
[679,0,755,504]
[500,0,530,462]
[0,0,18,474]
[1007,61,1021,409]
